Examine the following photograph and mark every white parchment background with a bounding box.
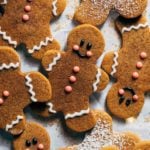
[0,0,150,149]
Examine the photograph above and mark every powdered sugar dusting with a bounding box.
[68,117,138,150]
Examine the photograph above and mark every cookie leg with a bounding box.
[65,111,96,133]
[31,39,60,60]
[107,83,144,119]
[7,115,26,135]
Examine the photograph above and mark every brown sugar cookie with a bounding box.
[0,46,52,135]
[61,110,140,150]
[33,24,109,133]
[13,122,50,150]
[74,0,147,26]
[0,0,66,60]
[102,16,150,119]
[133,141,150,150]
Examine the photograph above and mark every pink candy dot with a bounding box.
[140,52,147,59]
[0,98,4,105]
[3,90,10,97]
[24,5,31,12]
[132,72,139,79]
[73,45,79,51]
[38,144,44,150]
[118,89,125,95]
[22,14,29,21]
[133,95,138,101]
[65,86,72,93]
[73,66,80,73]
[136,62,143,69]
[86,51,93,57]
[69,76,76,83]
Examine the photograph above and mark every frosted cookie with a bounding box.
[102,16,150,119]
[0,46,51,135]
[32,24,109,133]
[13,122,50,150]
[74,0,147,26]
[61,110,140,150]
[0,0,66,59]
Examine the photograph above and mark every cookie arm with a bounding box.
[24,72,52,103]
[101,51,119,78]
[52,0,66,17]
[42,50,63,71]
[94,68,109,92]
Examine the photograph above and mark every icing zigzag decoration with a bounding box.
[25,74,37,102]
[122,23,149,33]
[46,53,61,71]
[0,62,19,70]
[52,0,58,16]
[111,52,119,76]
[93,68,101,92]
[0,27,17,47]
[47,102,57,114]
[28,37,54,54]
[5,115,23,131]
[0,0,8,5]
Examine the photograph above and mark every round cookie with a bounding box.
[0,0,66,59]
[13,122,50,150]
[102,16,150,119]
[74,0,147,26]
[133,141,150,150]
[0,46,52,135]
[32,24,109,133]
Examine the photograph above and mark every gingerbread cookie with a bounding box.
[133,141,150,150]
[0,46,51,135]
[74,0,147,26]
[0,0,66,59]
[102,16,150,119]
[62,110,140,150]
[13,122,50,150]
[101,146,119,150]
[33,24,109,133]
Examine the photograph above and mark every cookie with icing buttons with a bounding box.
[13,122,50,150]
[74,0,147,26]
[0,0,66,59]
[102,16,150,119]
[133,141,150,150]
[0,46,51,135]
[61,110,140,150]
[32,24,109,133]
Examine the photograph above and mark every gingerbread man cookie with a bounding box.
[13,122,50,150]
[0,46,51,135]
[74,0,147,26]
[33,24,109,133]
[102,16,150,119]
[61,110,140,150]
[0,0,66,59]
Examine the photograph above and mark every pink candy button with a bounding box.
[65,86,72,93]
[22,14,29,21]
[73,45,79,51]
[38,143,44,150]
[3,90,10,97]
[132,72,139,79]
[73,66,80,73]
[118,89,125,95]
[140,52,147,59]
[133,95,138,101]
[24,5,31,12]
[136,62,143,69]
[0,98,4,105]
[86,51,93,57]
[69,76,76,83]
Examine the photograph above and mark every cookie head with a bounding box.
[67,24,105,63]
[13,122,50,150]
